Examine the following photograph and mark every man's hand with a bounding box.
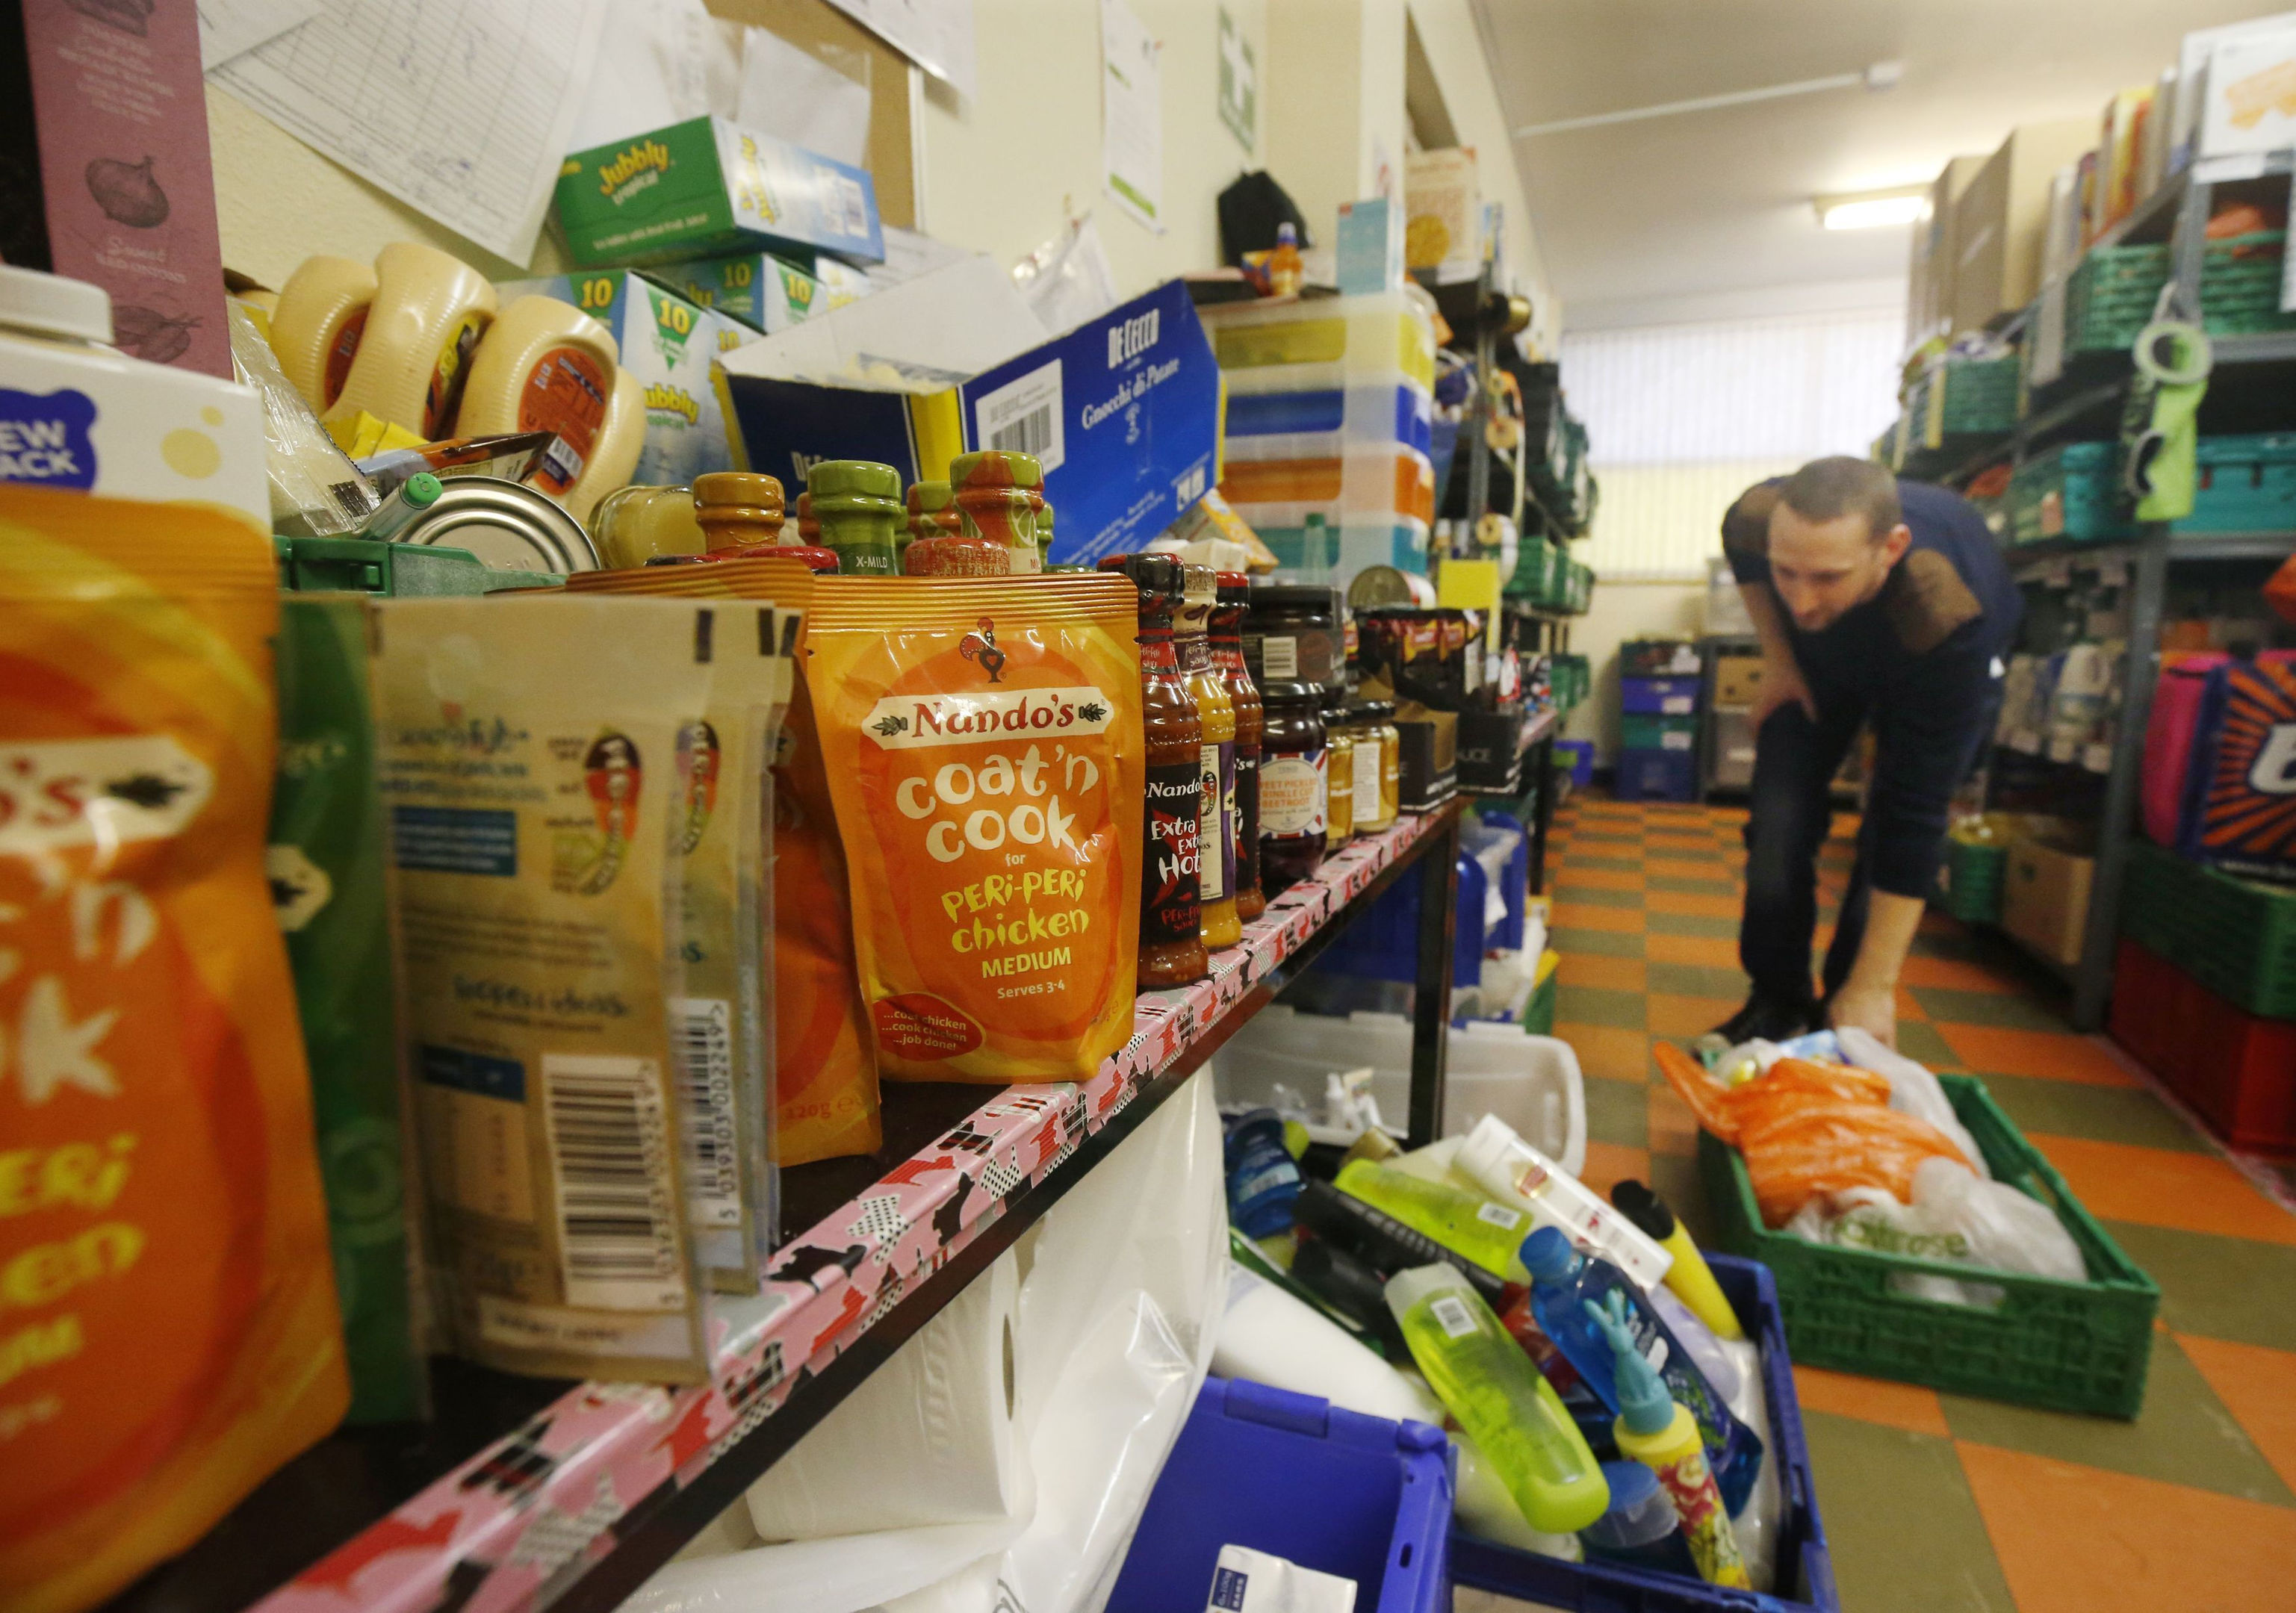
[1828,981,1897,1049]
[1752,651,1818,730]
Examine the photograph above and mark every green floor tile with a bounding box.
[1978,1072,2209,1153]
[1580,1075,1650,1147]
[1647,909,1740,939]
[1555,885,1644,909]
[1546,925,1644,959]
[1644,1151,1719,1248]
[1573,830,1642,845]
[1645,960,1749,998]
[1909,986,2067,1032]
[1554,983,1647,1030]
[2103,1219,2296,1352]
[1895,1019,1965,1070]
[1647,874,1741,897]
[1561,853,1642,871]
[1940,1331,2295,1506]
[1909,928,1988,961]
[1799,1413,2017,1613]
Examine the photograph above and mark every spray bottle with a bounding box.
[1585,1289,1749,1588]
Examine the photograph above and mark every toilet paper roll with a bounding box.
[748,1251,1023,1540]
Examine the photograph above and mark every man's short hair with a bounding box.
[1778,456,1902,540]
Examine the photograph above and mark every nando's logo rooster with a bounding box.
[958,618,1007,683]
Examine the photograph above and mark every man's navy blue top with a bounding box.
[1723,479,2022,900]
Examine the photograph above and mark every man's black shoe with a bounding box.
[1710,993,1814,1045]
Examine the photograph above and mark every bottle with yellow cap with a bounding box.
[692,470,848,573]
[323,242,497,438]
[456,294,632,518]
[1176,564,1241,949]
[270,254,376,412]
[808,461,903,576]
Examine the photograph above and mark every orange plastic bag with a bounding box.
[1655,1043,1976,1228]
[0,487,347,1613]
[810,575,1144,1082]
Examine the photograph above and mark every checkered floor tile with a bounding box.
[1535,798,2296,1613]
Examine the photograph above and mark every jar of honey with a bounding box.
[1100,553,1208,987]
[1212,572,1265,922]
[589,484,704,568]
[1324,699,1356,851]
[1176,564,1239,950]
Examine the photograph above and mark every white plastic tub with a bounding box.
[1212,1005,1586,1175]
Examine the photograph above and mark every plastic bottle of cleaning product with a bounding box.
[1383,1264,1608,1535]
[456,294,623,502]
[1580,1461,1699,1579]
[1293,1180,1509,1302]
[362,470,444,540]
[1289,1237,1409,1356]
[1520,1226,1763,1516]
[1335,1159,1531,1281]
[1225,1109,1304,1238]
[270,254,376,412]
[1612,1179,1745,1342]
[1584,1288,1749,1588]
[323,242,497,438]
[1455,1114,1672,1290]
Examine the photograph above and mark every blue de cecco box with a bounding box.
[717,279,1221,565]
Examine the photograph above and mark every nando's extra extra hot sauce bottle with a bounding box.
[1100,553,1208,987]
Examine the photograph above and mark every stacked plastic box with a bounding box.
[1616,639,1704,801]
[1203,290,1438,581]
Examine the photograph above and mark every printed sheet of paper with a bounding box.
[213,0,608,264]
[822,0,976,100]
[736,27,872,169]
[566,0,740,155]
[1100,0,1161,234]
[197,0,322,70]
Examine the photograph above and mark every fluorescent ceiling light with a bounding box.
[1512,60,1902,139]
[1815,187,1926,230]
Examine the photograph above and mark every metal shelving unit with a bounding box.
[102,808,1468,1613]
[1945,154,2296,1028]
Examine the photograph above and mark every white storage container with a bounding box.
[1212,1005,1585,1174]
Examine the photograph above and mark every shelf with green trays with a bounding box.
[2007,530,2296,571]
[1935,835,2008,924]
[2121,839,2296,1018]
[1701,1074,2159,1417]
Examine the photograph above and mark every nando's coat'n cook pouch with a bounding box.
[810,575,1144,1082]
[372,594,719,1381]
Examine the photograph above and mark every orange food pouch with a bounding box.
[0,487,348,1613]
[568,559,879,1163]
[810,576,1144,1082]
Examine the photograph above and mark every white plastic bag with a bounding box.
[1834,1027,1991,1180]
[624,1073,1227,1613]
[1011,214,1121,337]
[1784,1157,2085,1308]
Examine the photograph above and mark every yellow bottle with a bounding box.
[1177,564,1241,948]
[458,295,630,518]
[269,255,376,412]
[323,242,497,438]
[1612,1181,1744,1342]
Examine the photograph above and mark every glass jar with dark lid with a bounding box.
[1099,553,1209,987]
[1344,699,1399,833]
[1321,691,1356,848]
[1244,583,1346,699]
[1212,572,1266,922]
[1256,680,1327,895]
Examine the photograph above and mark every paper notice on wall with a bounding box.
[1101,0,1162,234]
[212,0,608,264]
[197,0,322,70]
[822,0,977,100]
[565,0,740,155]
[736,28,872,170]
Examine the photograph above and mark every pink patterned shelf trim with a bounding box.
[260,809,1450,1613]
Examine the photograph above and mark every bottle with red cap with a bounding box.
[1099,553,1209,987]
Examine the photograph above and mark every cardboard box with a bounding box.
[719,264,1220,564]
[1713,655,1764,709]
[1456,705,1525,792]
[1906,155,1985,346]
[555,117,883,270]
[655,252,825,333]
[1397,707,1459,810]
[1952,118,2097,332]
[494,270,746,487]
[4,2,231,377]
[1710,709,1757,790]
[2003,836,2096,969]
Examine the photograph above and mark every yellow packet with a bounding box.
[373,594,717,1379]
[809,575,1144,1082]
[0,487,347,1613]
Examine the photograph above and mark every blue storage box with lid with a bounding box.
[1105,1376,1452,1613]
[1451,1255,1842,1613]
[1616,747,1698,802]
[1622,676,1701,715]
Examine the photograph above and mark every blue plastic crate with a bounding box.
[1311,809,1527,989]
[1451,1255,1840,1613]
[1556,739,1595,789]
[1106,1376,1452,1613]
[1622,677,1701,715]
[1615,747,1698,803]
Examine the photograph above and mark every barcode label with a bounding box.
[329,479,373,520]
[833,174,869,237]
[671,998,741,1229]
[1432,1294,1477,1339]
[1261,635,1298,680]
[1476,1201,1525,1229]
[542,435,585,487]
[542,1054,687,1311]
[972,359,1066,473]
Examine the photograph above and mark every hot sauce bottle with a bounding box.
[921,448,1040,576]
[1100,553,1208,987]
[905,479,959,574]
[691,471,843,571]
[809,459,902,576]
[1176,564,1240,950]
[1213,571,1266,922]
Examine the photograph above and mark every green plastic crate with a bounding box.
[1621,713,1697,750]
[1507,537,1560,601]
[1937,836,2007,924]
[2121,839,2296,1018]
[1701,1073,2159,1417]
[2008,441,2129,544]
[1909,355,2020,441]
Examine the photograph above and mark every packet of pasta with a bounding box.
[0,487,347,1613]
[810,575,1144,1082]
[565,560,810,1277]
[373,593,717,1380]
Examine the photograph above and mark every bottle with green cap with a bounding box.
[362,471,443,541]
[1383,1263,1608,1535]
[808,460,903,575]
[1584,1289,1749,1588]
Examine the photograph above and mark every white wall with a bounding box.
[1560,579,1710,760]
[1263,0,1405,242]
